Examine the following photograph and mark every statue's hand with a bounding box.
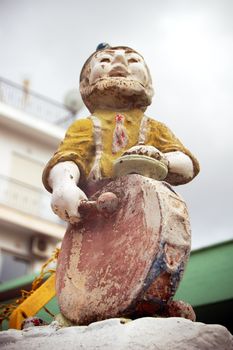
[48,161,87,224]
[51,183,87,224]
[163,151,194,185]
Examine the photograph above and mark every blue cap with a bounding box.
[96,43,111,51]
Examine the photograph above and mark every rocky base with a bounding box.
[0,317,232,350]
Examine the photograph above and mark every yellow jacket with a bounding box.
[43,109,199,191]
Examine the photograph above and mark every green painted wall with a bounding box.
[37,297,60,324]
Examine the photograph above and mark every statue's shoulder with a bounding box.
[145,115,168,130]
[66,117,93,133]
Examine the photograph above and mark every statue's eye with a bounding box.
[128,58,139,63]
[100,58,111,63]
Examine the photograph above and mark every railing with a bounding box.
[0,77,75,129]
[0,174,64,225]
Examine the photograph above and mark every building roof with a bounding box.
[175,240,233,306]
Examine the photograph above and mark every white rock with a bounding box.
[0,317,232,350]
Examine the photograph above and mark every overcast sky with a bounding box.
[0,0,232,249]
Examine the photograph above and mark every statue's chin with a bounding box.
[80,78,153,113]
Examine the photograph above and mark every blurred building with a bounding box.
[0,77,75,283]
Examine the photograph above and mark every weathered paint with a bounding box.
[56,174,192,324]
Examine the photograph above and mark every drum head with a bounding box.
[113,154,168,180]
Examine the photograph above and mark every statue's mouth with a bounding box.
[109,65,129,77]
[91,76,145,88]
[109,72,127,77]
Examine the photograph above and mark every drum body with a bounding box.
[56,175,191,324]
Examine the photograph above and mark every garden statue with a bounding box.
[42,44,200,325]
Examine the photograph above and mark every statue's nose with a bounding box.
[112,51,127,66]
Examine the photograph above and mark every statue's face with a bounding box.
[80,47,154,112]
[89,48,150,88]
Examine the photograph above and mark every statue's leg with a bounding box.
[132,299,195,322]
[164,300,196,321]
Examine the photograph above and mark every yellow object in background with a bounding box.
[9,274,56,329]
[0,249,60,330]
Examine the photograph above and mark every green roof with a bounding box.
[0,273,37,293]
[175,240,233,306]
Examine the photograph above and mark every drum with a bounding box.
[56,174,191,324]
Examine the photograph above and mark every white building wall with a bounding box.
[0,102,66,279]
[0,225,29,256]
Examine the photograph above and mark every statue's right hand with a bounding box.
[51,183,87,224]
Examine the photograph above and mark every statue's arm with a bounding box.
[48,161,87,223]
[42,119,94,223]
[148,119,200,185]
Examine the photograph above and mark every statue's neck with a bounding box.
[92,109,145,123]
